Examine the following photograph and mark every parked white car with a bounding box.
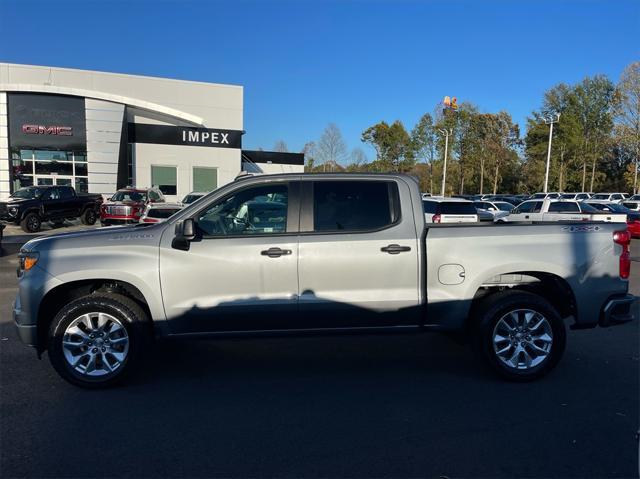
[139,203,183,224]
[590,193,627,203]
[423,197,478,223]
[530,192,562,200]
[507,199,626,223]
[181,191,208,205]
[559,192,592,201]
[473,200,514,222]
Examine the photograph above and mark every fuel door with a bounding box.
[438,264,466,285]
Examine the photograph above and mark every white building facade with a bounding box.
[0,63,303,201]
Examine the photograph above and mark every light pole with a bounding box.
[439,128,453,196]
[543,113,560,193]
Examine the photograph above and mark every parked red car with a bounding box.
[100,187,165,226]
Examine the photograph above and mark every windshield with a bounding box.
[560,193,576,199]
[591,194,609,200]
[10,187,43,199]
[182,194,204,204]
[111,190,147,202]
[495,202,514,211]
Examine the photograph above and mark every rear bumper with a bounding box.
[599,294,636,327]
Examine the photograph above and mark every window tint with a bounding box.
[440,202,477,215]
[532,193,546,199]
[515,201,535,213]
[592,194,609,200]
[423,201,437,214]
[59,186,74,199]
[314,181,396,232]
[148,207,181,219]
[548,202,580,212]
[532,201,544,213]
[198,184,288,236]
[149,190,161,201]
[612,194,622,200]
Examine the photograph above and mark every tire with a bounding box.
[472,290,566,382]
[20,212,41,233]
[80,208,98,225]
[48,293,149,388]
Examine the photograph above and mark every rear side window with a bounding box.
[548,202,580,213]
[60,187,74,199]
[313,181,398,232]
[440,202,477,215]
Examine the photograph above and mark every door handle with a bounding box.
[524,215,530,219]
[381,244,411,254]
[261,247,292,258]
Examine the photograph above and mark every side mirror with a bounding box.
[172,218,196,251]
[182,218,196,240]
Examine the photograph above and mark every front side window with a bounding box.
[197,184,288,236]
[514,201,534,214]
[151,166,177,195]
[313,181,396,232]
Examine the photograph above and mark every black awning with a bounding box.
[242,150,304,166]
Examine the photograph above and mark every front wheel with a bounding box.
[48,293,149,388]
[20,212,41,233]
[473,291,566,381]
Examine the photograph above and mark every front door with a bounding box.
[159,180,301,334]
[297,179,421,328]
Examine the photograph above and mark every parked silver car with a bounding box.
[473,200,514,222]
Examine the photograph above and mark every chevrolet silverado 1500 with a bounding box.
[13,173,635,387]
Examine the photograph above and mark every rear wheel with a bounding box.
[20,212,41,233]
[80,208,97,225]
[48,293,149,388]
[473,291,566,381]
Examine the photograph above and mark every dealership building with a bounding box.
[0,63,303,201]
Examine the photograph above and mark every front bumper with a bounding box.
[599,294,636,327]
[13,296,37,346]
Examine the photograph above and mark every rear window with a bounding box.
[147,207,181,219]
[313,181,398,232]
[439,202,477,215]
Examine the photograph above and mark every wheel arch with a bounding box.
[36,279,153,355]
[468,271,577,327]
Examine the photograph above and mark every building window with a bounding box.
[193,167,217,192]
[151,165,177,195]
[9,148,88,192]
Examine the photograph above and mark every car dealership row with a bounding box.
[0,62,304,203]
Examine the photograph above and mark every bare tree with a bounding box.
[273,140,289,153]
[348,148,368,171]
[302,141,317,171]
[317,123,348,172]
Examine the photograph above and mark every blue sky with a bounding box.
[1,0,638,161]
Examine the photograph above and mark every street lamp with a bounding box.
[439,128,453,196]
[543,113,560,193]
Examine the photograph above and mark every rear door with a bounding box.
[41,187,66,219]
[297,178,420,328]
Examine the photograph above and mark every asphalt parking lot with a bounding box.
[0,233,638,478]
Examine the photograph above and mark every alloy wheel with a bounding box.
[62,312,129,377]
[492,309,553,370]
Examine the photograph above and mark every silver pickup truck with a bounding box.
[13,173,635,388]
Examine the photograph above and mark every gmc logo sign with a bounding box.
[22,124,73,136]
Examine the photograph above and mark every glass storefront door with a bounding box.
[10,149,89,193]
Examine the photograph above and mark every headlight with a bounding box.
[18,250,39,272]
[8,206,18,216]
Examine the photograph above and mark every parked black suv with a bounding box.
[0,186,103,233]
